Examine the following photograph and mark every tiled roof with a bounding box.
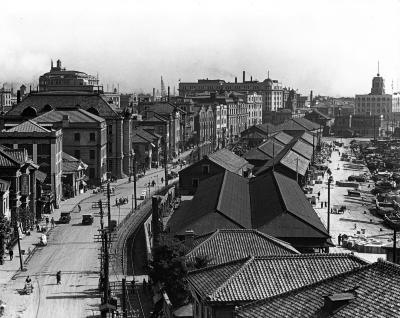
[243,148,271,161]
[188,254,367,304]
[7,120,51,133]
[62,152,88,172]
[292,117,321,131]
[0,146,27,167]
[236,260,400,318]
[186,229,299,266]
[292,140,313,160]
[5,92,119,119]
[255,123,276,135]
[257,140,285,158]
[34,109,105,124]
[207,149,252,174]
[271,131,293,145]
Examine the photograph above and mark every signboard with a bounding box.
[20,174,30,196]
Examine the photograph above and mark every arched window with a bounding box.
[87,107,99,116]
[21,106,37,118]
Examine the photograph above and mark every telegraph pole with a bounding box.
[14,224,23,271]
[101,232,110,318]
[164,126,168,187]
[133,153,137,210]
[107,182,111,241]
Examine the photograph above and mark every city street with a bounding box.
[0,164,180,318]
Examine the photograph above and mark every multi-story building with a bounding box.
[245,92,263,127]
[3,91,132,179]
[34,109,107,185]
[213,103,228,149]
[39,59,100,92]
[0,146,38,227]
[392,92,400,120]
[333,114,383,138]
[0,87,12,113]
[103,89,121,108]
[179,71,285,117]
[0,120,63,207]
[355,72,392,120]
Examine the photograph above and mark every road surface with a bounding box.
[1,166,177,318]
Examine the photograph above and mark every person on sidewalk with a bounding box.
[56,271,61,285]
[78,204,81,212]
[51,217,55,228]
[9,248,13,261]
[46,217,49,227]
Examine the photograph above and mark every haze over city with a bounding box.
[0,0,399,96]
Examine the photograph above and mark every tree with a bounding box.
[149,235,189,306]
[0,214,10,265]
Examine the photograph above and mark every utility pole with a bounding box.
[101,232,110,318]
[132,151,137,210]
[327,176,333,252]
[107,182,111,241]
[164,125,168,187]
[122,278,128,318]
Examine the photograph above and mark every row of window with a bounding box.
[74,132,96,142]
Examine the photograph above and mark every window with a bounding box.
[192,178,199,188]
[89,168,95,179]
[74,133,80,141]
[90,150,95,159]
[90,133,95,141]
[107,125,112,135]
[74,150,80,159]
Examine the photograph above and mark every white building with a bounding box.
[355,72,392,120]
[246,92,263,126]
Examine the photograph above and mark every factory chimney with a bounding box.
[243,71,246,83]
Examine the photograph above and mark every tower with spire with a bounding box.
[371,61,385,95]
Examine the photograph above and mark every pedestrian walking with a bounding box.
[161,177,164,184]
[46,217,49,226]
[56,271,61,285]
[338,234,342,246]
[321,202,323,209]
[9,248,13,261]
[78,204,81,212]
[51,217,55,228]
[318,191,321,199]
[143,278,147,293]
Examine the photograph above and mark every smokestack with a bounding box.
[153,88,155,101]
[235,77,237,83]
[243,71,245,83]
[310,90,313,107]
[17,90,21,104]
[251,76,253,82]
[168,86,170,101]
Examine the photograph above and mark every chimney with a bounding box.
[235,77,237,83]
[17,90,21,104]
[184,229,195,247]
[243,71,246,83]
[62,115,70,127]
[152,88,155,101]
[251,76,253,82]
[168,86,170,101]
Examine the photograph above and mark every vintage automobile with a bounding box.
[59,212,71,224]
[82,214,94,225]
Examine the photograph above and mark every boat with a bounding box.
[384,213,400,230]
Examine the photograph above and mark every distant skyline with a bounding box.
[0,0,399,97]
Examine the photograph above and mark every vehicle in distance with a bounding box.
[59,212,71,224]
[82,214,94,225]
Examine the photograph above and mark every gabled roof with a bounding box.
[0,146,37,169]
[207,148,252,174]
[292,117,321,131]
[34,109,105,124]
[255,123,276,135]
[236,260,400,318]
[275,118,320,132]
[243,148,271,161]
[186,229,299,266]
[6,120,51,133]
[62,152,88,173]
[188,254,367,304]
[291,139,313,160]
[257,140,285,158]
[168,170,329,245]
[5,91,120,119]
[270,131,293,145]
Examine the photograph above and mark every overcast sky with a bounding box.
[0,0,399,96]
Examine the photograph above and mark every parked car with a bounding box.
[59,212,71,224]
[82,214,94,225]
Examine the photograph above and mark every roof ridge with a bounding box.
[237,261,376,313]
[253,230,300,254]
[211,256,254,300]
[249,253,367,261]
[0,147,24,166]
[188,255,250,275]
[186,230,220,256]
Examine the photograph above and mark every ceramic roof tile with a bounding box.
[186,229,299,266]
[236,261,400,318]
[188,254,367,304]
[7,120,51,133]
